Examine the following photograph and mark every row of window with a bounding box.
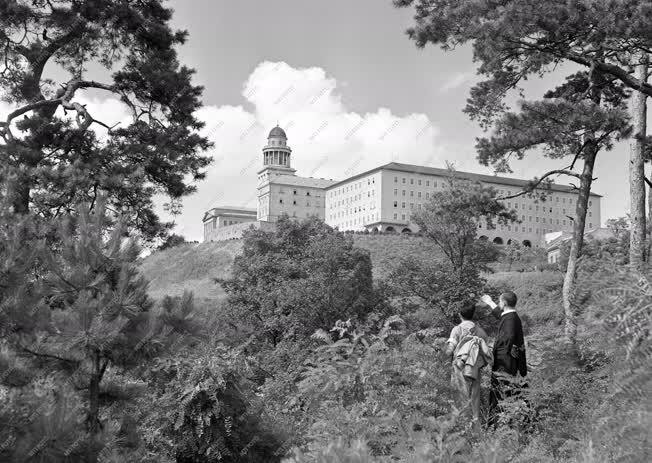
[329,177,377,197]
[279,199,317,207]
[394,189,430,199]
[330,189,376,208]
[392,201,423,210]
[390,176,596,208]
[331,212,380,228]
[479,223,593,233]
[279,188,319,197]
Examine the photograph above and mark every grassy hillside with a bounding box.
[139,234,443,300]
[139,239,243,300]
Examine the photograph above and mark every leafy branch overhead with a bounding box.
[0,0,212,240]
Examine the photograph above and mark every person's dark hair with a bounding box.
[501,291,518,307]
[459,301,475,320]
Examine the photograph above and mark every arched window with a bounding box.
[493,237,504,245]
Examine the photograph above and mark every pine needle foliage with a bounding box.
[0,202,201,462]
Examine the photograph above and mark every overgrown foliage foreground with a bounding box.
[3,177,650,461]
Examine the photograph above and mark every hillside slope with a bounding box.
[139,234,443,300]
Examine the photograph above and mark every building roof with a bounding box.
[545,227,614,252]
[268,125,287,139]
[325,161,602,197]
[202,206,257,222]
[271,175,337,188]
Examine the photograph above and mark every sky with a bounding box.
[2,0,644,241]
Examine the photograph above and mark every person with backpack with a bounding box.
[445,301,492,424]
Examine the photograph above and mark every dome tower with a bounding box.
[262,125,292,168]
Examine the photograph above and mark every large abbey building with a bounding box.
[202,126,602,246]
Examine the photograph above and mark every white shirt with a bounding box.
[501,308,516,316]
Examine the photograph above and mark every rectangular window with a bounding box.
[418,192,422,198]
[402,202,406,208]
[426,180,430,186]
[279,199,283,204]
[394,176,398,183]
[402,190,406,196]
[589,211,592,217]
[394,189,398,196]
[589,223,593,228]
[418,179,422,185]
[536,217,539,222]
[293,190,297,195]
[426,193,430,199]
[393,213,397,219]
[410,203,414,210]
[410,191,414,197]
[410,179,414,185]
[402,178,406,184]
[402,214,406,220]
[589,200,592,206]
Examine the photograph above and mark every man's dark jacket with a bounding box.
[492,309,527,377]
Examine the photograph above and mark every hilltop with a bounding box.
[139,233,444,300]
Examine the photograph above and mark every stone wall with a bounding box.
[204,220,276,242]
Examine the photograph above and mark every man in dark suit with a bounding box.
[480,291,527,426]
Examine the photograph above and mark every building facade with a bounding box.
[203,126,603,246]
[257,126,336,222]
[324,163,602,247]
[202,207,257,241]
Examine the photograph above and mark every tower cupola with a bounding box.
[263,125,292,168]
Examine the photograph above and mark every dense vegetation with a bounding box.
[1,1,650,461]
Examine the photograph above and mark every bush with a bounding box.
[140,343,288,462]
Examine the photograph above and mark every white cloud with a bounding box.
[173,61,448,241]
[1,62,450,241]
[439,71,477,93]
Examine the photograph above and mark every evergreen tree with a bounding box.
[0,202,200,462]
[475,72,630,344]
[0,0,212,241]
[395,0,643,343]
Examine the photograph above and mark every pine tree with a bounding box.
[395,0,646,343]
[0,201,200,462]
[475,72,631,344]
[0,0,212,241]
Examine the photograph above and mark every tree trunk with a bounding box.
[562,146,597,345]
[87,354,102,463]
[648,182,652,260]
[630,53,649,270]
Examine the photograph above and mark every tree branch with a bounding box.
[1,79,124,139]
[19,344,80,365]
[497,169,581,200]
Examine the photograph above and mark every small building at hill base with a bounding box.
[545,227,615,264]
